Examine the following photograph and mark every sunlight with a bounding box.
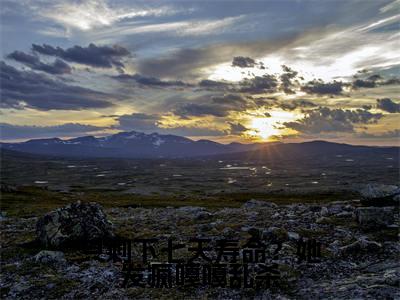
[250,117,279,139]
[247,110,300,140]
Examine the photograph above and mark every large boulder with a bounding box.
[36,201,114,248]
[355,207,395,229]
[360,184,400,206]
[34,250,66,264]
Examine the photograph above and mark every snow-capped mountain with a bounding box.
[0,131,263,158]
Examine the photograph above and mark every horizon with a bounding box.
[0,0,399,146]
[1,130,399,148]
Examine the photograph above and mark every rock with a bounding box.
[34,250,66,264]
[383,269,400,286]
[288,231,300,241]
[198,223,213,232]
[36,201,114,247]
[328,240,341,255]
[335,211,353,218]
[177,206,211,219]
[262,227,288,243]
[222,227,237,238]
[360,184,400,206]
[320,207,329,216]
[355,207,395,229]
[339,237,382,256]
[328,205,343,214]
[242,199,278,209]
[247,227,262,239]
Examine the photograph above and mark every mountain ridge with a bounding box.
[1,130,398,159]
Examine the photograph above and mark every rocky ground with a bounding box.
[0,185,399,299]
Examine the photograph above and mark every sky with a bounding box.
[0,0,399,145]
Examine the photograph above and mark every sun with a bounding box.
[250,118,280,140]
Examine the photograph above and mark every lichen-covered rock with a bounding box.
[339,237,382,256]
[355,206,395,229]
[34,250,66,264]
[177,206,213,220]
[262,226,289,243]
[320,206,329,216]
[360,184,400,206]
[36,201,114,247]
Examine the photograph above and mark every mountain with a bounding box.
[1,131,398,159]
[0,131,266,158]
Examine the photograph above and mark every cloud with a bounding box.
[228,122,249,134]
[376,98,400,113]
[301,80,345,95]
[112,73,191,88]
[284,107,383,134]
[157,126,226,137]
[198,79,232,91]
[115,113,160,131]
[352,74,400,89]
[7,51,71,75]
[0,61,115,110]
[280,99,316,111]
[32,43,130,69]
[177,16,246,37]
[173,94,253,117]
[136,37,298,80]
[279,65,299,94]
[174,103,231,118]
[232,56,256,68]
[113,112,226,136]
[0,122,106,140]
[239,74,278,93]
[352,74,382,88]
[39,0,179,31]
[357,129,400,139]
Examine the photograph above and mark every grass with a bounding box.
[0,186,358,218]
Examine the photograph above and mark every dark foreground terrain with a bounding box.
[0,146,399,299]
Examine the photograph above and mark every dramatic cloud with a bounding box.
[279,65,299,94]
[174,103,231,118]
[357,129,400,139]
[352,74,382,88]
[7,51,71,75]
[376,98,400,113]
[112,74,190,88]
[114,112,226,136]
[32,43,130,69]
[239,75,278,94]
[38,1,178,31]
[115,113,160,131]
[301,80,345,95]
[280,99,316,111]
[0,122,106,140]
[352,74,400,89]
[285,107,383,134]
[198,79,232,91]
[137,38,296,80]
[174,94,252,117]
[228,122,249,134]
[0,61,115,110]
[0,1,399,144]
[231,56,256,68]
